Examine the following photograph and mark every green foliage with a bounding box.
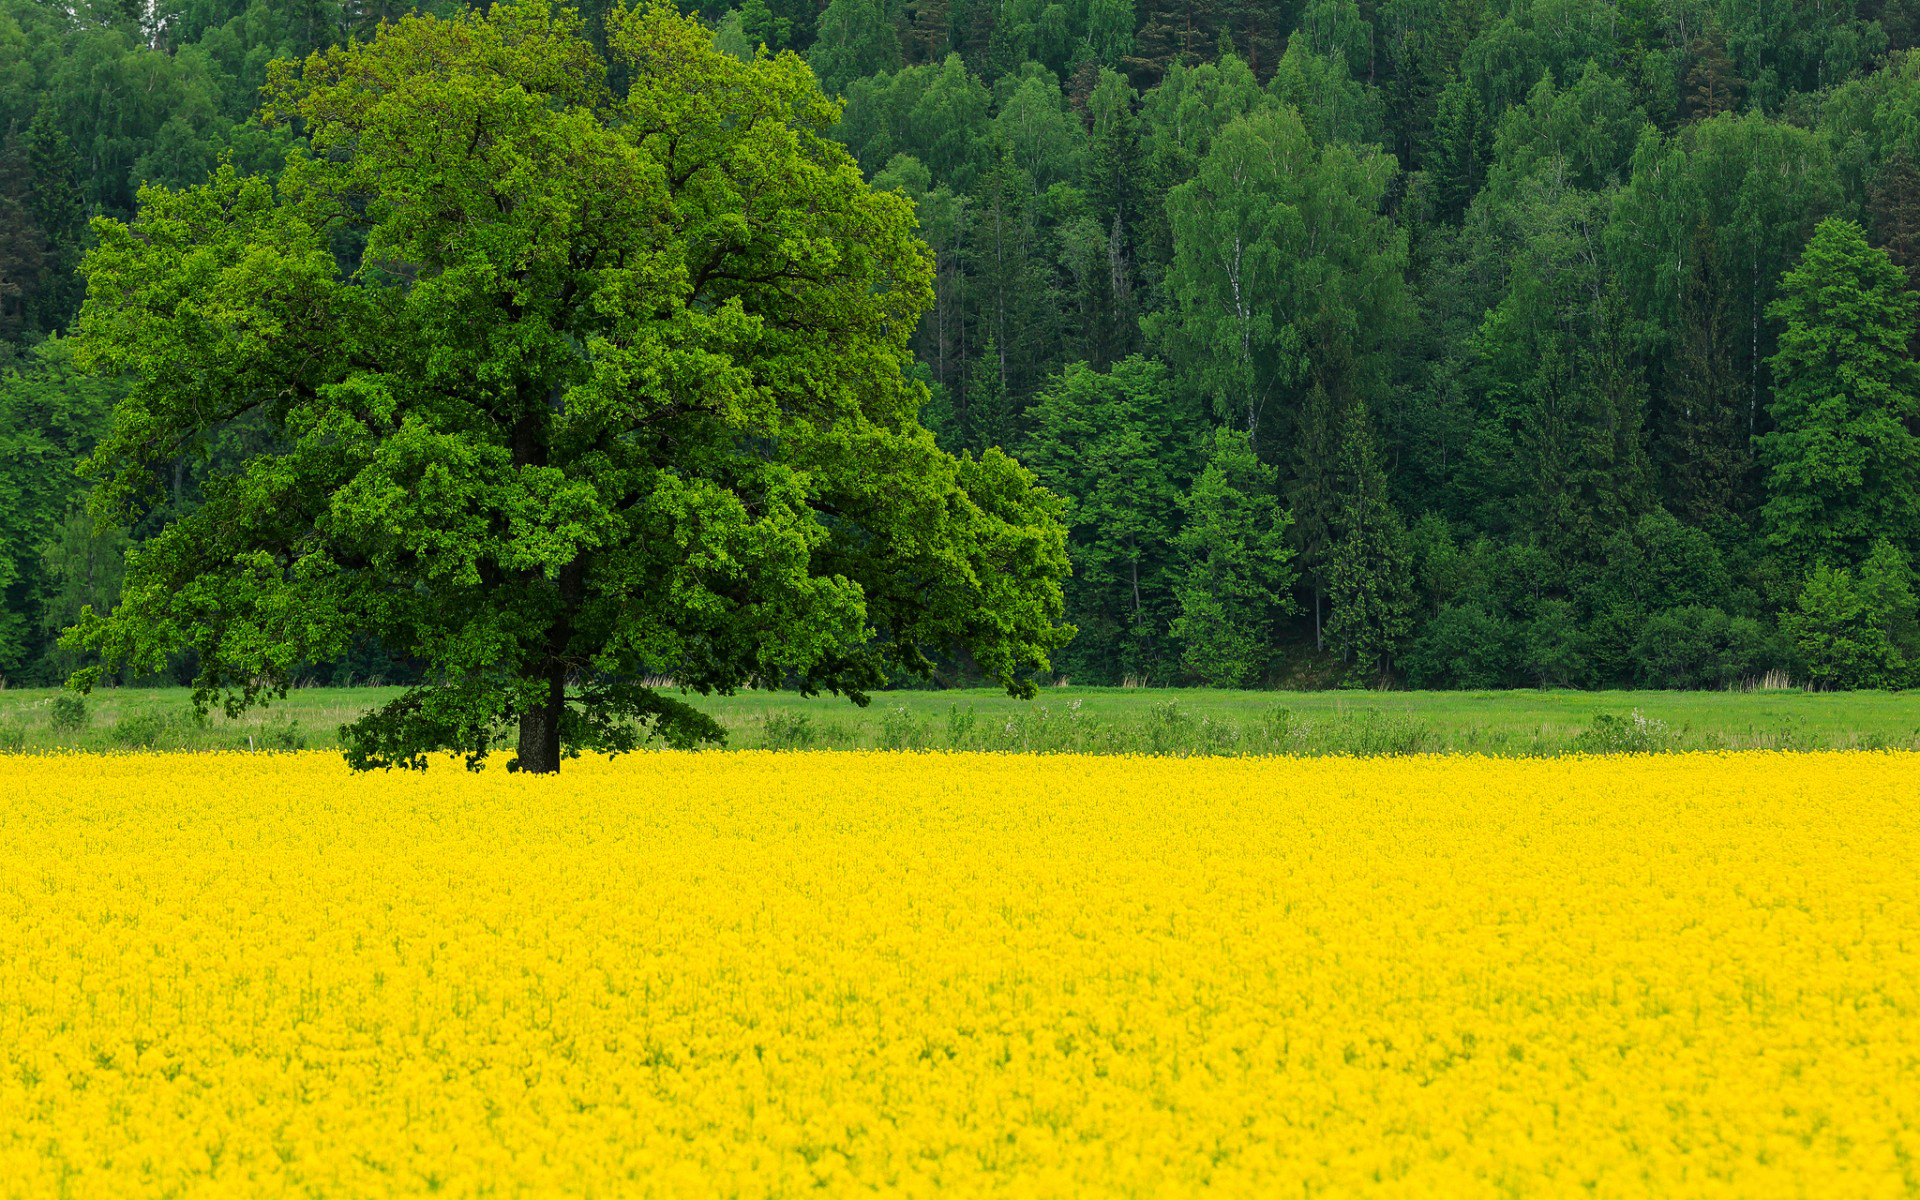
[1169,428,1296,686]
[66,1,1069,772]
[806,0,899,94]
[1023,356,1187,682]
[13,680,1920,754]
[945,701,977,747]
[1149,103,1406,452]
[0,338,116,680]
[1632,606,1772,690]
[1782,542,1920,689]
[10,0,1920,699]
[251,712,308,752]
[1760,218,1920,583]
[1572,710,1676,754]
[109,709,188,750]
[1403,602,1520,690]
[1325,402,1414,684]
[761,709,817,750]
[876,703,926,750]
[47,690,87,732]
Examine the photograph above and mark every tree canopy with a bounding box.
[9,0,1920,698]
[65,0,1070,770]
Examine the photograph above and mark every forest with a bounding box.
[5,0,1920,692]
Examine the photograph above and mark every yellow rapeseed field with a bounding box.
[1,750,1917,1197]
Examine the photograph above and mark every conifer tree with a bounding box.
[1538,290,1654,563]
[1682,24,1744,120]
[1285,381,1342,648]
[21,109,87,338]
[1083,70,1141,368]
[961,339,1018,452]
[904,0,951,64]
[1868,146,1920,296]
[1427,76,1488,223]
[965,153,1055,402]
[1662,220,1750,534]
[1325,401,1413,683]
[0,134,48,344]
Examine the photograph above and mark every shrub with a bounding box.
[1634,606,1774,690]
[761,710,815,751]
[945,704,977,750]
[1253,706,1298,753]
[1781,564,1906,689]
[1521,600,1588,689]
[1331,711,1436,756]
[1144,701,1195,756]
[48,693,89,733]
[110,711,180,750]
[877,705,922,751]
[1402,603,1517,689]
[1573,710,1675,754]
[253,714,308,752]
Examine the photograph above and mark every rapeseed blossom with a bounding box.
[1,750,1916,1196]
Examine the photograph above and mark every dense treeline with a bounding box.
[5,0,1920,690]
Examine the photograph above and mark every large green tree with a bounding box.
[1759,218,1920,583]
[67,0,1070,772]
[1149,103,1405,456]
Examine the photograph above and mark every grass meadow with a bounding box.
[0,684,1916,757]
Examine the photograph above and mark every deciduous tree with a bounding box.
[68,1,1070,771]
[1760,218,1920,582]
[1170,427,1295,685]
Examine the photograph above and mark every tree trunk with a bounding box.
[508,403,568,775]
[517,665,564,774]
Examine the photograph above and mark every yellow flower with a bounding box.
[0,749,1914,1196]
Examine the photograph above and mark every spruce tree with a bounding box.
[1661,219,1750,534]
[1427,76,1488,224]
[22,109,87,339]
[1545,290,1655,563]
[1285,381,1342,648]
[965,153,1055,403]
[1868,146,1920,297]
[962,338,1018,453]
[0,132,49,344]
[1325,401,1414,684]
[1681,24,1744,121]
